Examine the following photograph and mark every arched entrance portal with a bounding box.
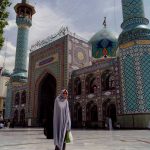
[38,73,56,139]
[86,101,98,128]
[74,102,82,127]
[107,104,116,127]
[20,109,25,127]
[102,99,117,128]
[13,110,19,126]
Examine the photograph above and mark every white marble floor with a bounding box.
[0,128,150,150]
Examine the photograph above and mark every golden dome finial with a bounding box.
[103,17,107,28]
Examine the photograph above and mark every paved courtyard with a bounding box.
[0,128,150,150]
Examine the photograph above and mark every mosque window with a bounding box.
[25,8,31,19]
[18,7,26,17]
[86,101,98,122]
[74,103,82,122]
[101,70,114,91]
[21,91,26,104]
[90,77,97,93]
[15,92,20,105]
[20,9,25,15]
[107,104,116,122]
[91,105,98,122]
[85,74,96,94]
[13,110,19,124]
[109,75,115,89]
[26,9,30,15]
[102,98,111,122]
[86,101,92,121]
[74,77,81,95]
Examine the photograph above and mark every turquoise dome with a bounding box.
[89,28,118,59]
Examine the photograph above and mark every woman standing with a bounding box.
[53,89,71,150]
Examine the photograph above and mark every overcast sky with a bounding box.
[0,0,150,72]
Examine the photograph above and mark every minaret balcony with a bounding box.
[16,16,32,27]
[119,28,150,45]
[11,72,27,83]
[121,17,149,31]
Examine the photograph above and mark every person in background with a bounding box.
[53,89,71,150]
[108,117,113,130]
[0,121,4,129]
[7,119,11,128]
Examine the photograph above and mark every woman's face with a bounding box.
[63,92,68,99]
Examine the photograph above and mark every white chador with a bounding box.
[53,90,71,150]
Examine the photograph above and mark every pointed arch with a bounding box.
[33,69,57,118]
[74,77,81,95]
[34,70,57,139]
[21,90,26,104]
[20,109,25,126]
[74,102,82,122]
[15,92,20,105]
[85,74,97,94]
[13,109,19,125]
[101,70,114,91]
[86,101,98,122]
[102,99,117,128]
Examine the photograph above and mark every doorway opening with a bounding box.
[38,73,56,138]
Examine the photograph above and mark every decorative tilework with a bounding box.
[119,0,150,45]
[119,1,150,114]
[140,53,150,111]
[119,44,150,114]
[14,27,29,72]
[119,28,150,45]
[5,83,13,119]
[136,40,150,45]
[122,55,138,112]
[16,17,32,27]
[122,0,145,21]
[119,42,135,49]
[72,58,116,76]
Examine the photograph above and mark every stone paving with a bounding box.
[0,128,150,150]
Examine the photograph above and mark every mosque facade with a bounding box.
[4,0,150,130]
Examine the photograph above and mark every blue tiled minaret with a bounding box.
[119,0,150,44]
[11,0,35,82]
[118,0,150,116]
[5,0,35,120]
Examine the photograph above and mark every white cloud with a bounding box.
[4,56,15,71]
[6,41,16,56]
[74,31,94,41]
[4,20,17,31]
[2,0,150,72]
[0,41,16,71]
[102,1,121,14]
[29,3,98,48]
[0,55,4,67]
[2,1,121,71]
[1,41,16,56]
[0,54,15,72]
[29,5,73,47]
[0,40,30,72]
